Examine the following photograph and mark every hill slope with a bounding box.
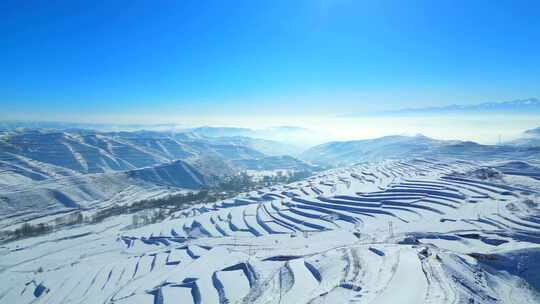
[0,160,206,226]
[1,158,540,303]
[0,129,311,176]
[301,134,540,166]
[505,126,540,147]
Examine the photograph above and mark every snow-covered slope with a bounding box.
[0,129,317,233]
[2,158,539,303]
[301,134,540,166]
[301,135,446,165]
[0,129,311,176]
[505,126,540,147]
[231,155,314,171]
[0,153,81,185]
[0,160,206,228]
[0,130,177,173]
[198,135,304,156]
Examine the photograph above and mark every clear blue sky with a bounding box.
[1,0,539,123]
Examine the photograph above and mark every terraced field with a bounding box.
[1,158,540,303]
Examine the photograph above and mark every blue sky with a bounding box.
[1,0,539,124]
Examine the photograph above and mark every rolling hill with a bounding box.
[301,134,540,166]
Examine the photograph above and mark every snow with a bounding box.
[1,158,540,303]
[373,247,428,303]
[0,161,201,229]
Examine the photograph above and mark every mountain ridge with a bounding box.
[344,98,540,116]
[301,133,540,166]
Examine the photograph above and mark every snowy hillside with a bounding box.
[231,155,315,171]
[1,158,539,303]
[301,134,540,166]
[505,127,540,147]
[0,153,81,186]
[0,129,315,233]
[0,129,311,175]
[0,160,206,229]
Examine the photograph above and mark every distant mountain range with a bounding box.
[348,98,540,116]
[0,121,185,132]
[158,125,326,148]
[0,121,329,150]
